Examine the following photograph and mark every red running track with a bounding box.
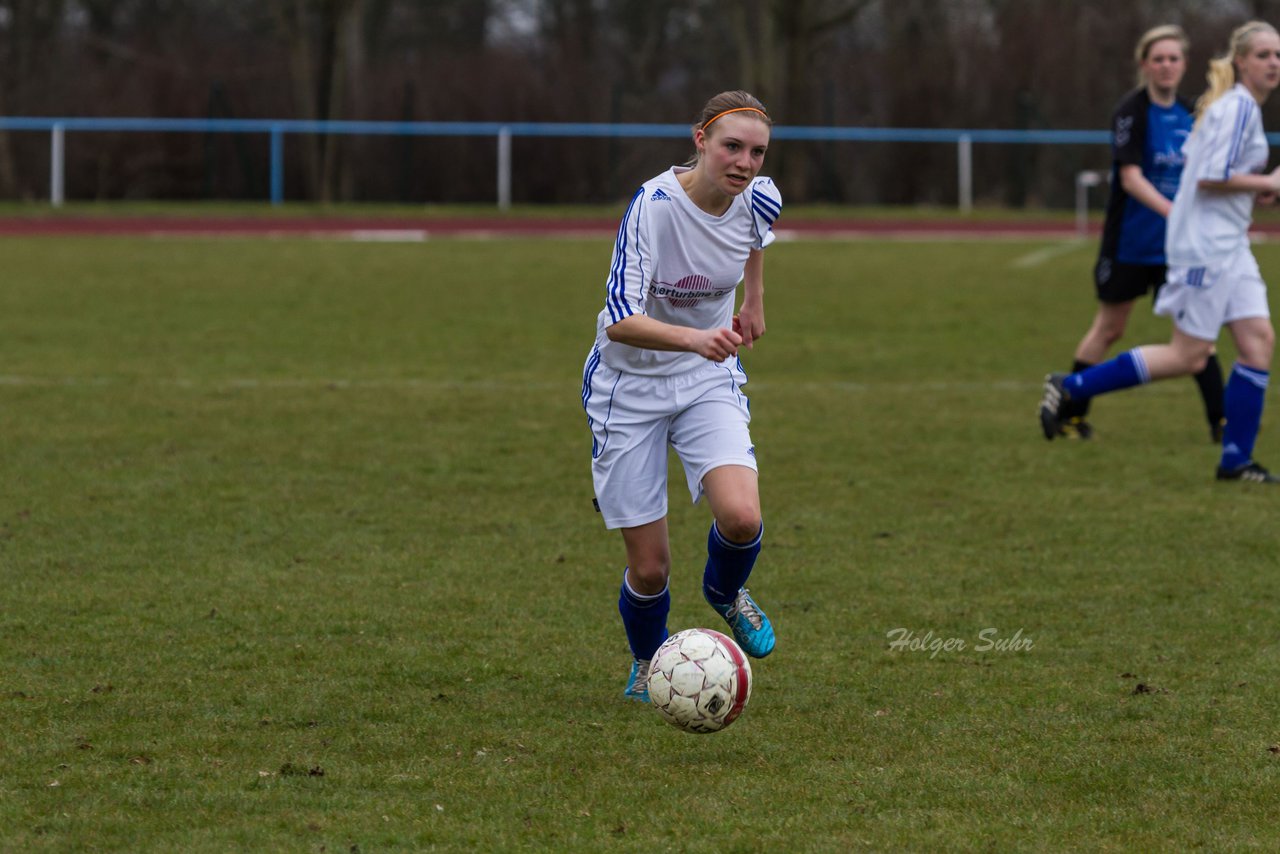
[0,214,1278,240]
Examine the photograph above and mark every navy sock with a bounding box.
[1220,363,1269,470]
[1194,353,1226,426]
[1063,349,1149,401]
[618,570,669,661]
[702,521,763,606]
[1066,359,1096,417]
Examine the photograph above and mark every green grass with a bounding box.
[3,234,1280,851]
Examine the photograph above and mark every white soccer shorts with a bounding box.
[581,353,757,530]
[1155,247,1270,341]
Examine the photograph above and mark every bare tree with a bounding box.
[269,0,366,202]
[1,0,1275,204]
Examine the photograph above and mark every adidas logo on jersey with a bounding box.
[650,188,672,201]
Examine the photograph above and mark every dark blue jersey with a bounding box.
[1099,88,1193,266]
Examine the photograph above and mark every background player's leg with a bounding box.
[1074,300,1134,364]
[1193,352,1226,442]
[1044,331,1212,439]
[1219,317,1275,472]
[1067,300,1135,422]
[1067,328,1211,402]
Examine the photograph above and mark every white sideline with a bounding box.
[1009,240,1089,268]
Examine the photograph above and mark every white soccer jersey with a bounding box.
[593,166,782,376]
[1166,84,1270,267]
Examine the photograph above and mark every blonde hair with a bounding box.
[1133,24,1189,85]
[1197,20,1279,120]
[686,90,772,166]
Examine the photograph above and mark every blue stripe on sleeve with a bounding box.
[1223,97,1253,179]
[606,188,644,323]
[751,187,781,222]
[751,199,778,224]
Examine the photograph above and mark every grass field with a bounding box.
[4,232,1280,851]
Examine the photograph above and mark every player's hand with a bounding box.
[1268,165,1280,193]
[1260,191,1278,206]
[693,327,742,362]
[733,308,766,349]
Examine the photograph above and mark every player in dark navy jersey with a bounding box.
[1058,25,1226,441]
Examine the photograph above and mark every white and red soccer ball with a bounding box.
[647,628,752,733]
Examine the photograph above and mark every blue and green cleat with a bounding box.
[623,659,651,702]
[708,587,775,658]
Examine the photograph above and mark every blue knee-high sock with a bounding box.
[1220,363,1269,470]
[1063,349,1150,401]
[618,570,669,661]
[702,521,763,606]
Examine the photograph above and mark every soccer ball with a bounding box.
[647,628,752,733]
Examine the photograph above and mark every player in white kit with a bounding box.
[580,91,782,700]
[1041,21,1280,483]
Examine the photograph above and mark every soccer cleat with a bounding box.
[1215,460,1280,483]
[708,587,775,658]
[1039,373,1070,441]
[1060,416,1093,440]
[623,658,651,702]
[1210,418,1226,445]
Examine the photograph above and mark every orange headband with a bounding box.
[701,106,768,130]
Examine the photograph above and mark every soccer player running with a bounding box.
[1056,25,1226,441]
[580,91,782,701]
[1041,21,1280,484]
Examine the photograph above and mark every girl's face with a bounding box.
[1237,31,1280,98]
[693,113,770,198]
[1142,38,1185,92]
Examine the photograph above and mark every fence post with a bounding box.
[497,126,512,211]
[1075,170,1103,237]
[957,134,972,214]
[270,125,284,205]
[50,123,66,207]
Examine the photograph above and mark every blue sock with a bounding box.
[1220,363,1269,470]
[618,570,669,661]
[702,521,763,606]
[1063,349,1150,401]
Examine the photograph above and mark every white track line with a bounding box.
[1009,240,1089,268]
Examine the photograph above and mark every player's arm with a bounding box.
[1108,96,1159,210]
[734,249,765,349]
[736,178,780,349]
[1118,165,1174,217]
[607,315,742,362]
[1198,165,1280,195]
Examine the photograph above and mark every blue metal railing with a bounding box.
[0,115,1119,141]
[4,116,1232,208]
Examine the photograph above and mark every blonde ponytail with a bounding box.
[1196,56,1238,118]
[1196,20,1279,123]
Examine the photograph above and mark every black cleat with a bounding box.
[1039,373,1070,440]
[1210,418,1226,445]
[1215,460,1280,483]
[1061,416,1093,440]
